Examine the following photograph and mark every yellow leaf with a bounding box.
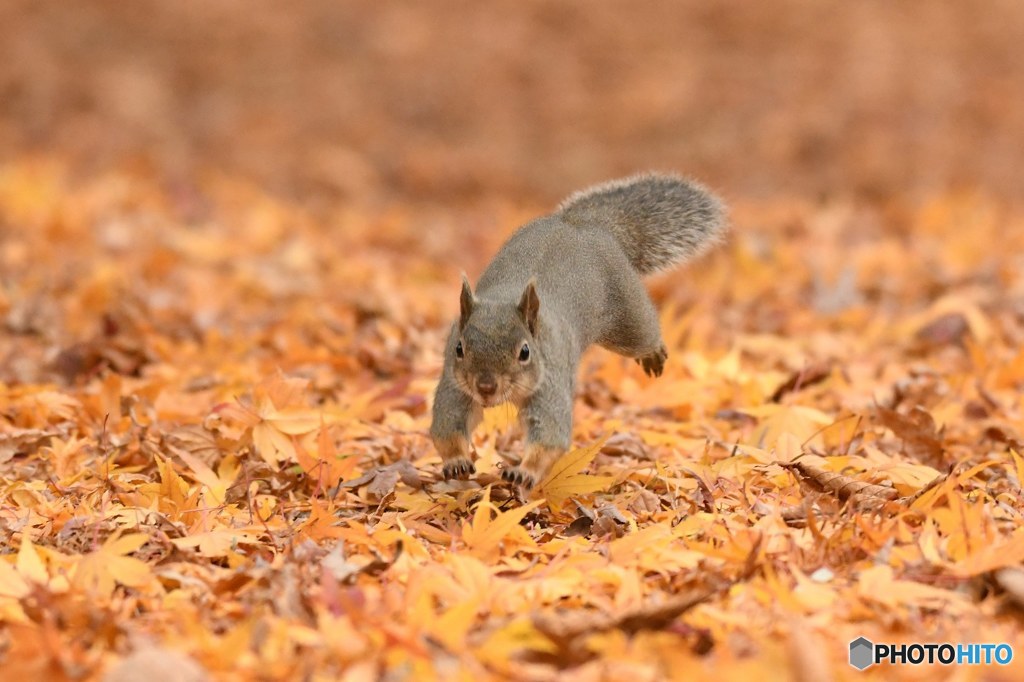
[16,535,48,585]
[536,436,614,511]
[475,617,556,672]
[430,598,479,651]
[295,424,359,488]
[218,454,241,489]
[156,456,190,510]
[171,528,263,558]
[745,404,833,448]
[0,557,30,599]
[214,401,261,428]
[175,449,237,505]
[955,459,999,484]
[445,554,493,600]
[253,421,297,464]
[919,522,947,566]
[858,564,966,611]
[879,462,942,491]
[774,432,803,462]
[0,557,29,623]
[714,345,743,381]
[220,377,322,464]
[266,407,322,435]
[725,443,774,464]
[461,487,542,561]
[949,529,1024,578]
[73,532,152,596]
[261,375,311,411]
[105,533,150,556]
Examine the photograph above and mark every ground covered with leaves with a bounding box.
[2,158,1024,680]
[4,1,1024,679]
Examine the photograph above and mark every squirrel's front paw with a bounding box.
[501,466,537,490]
[637,345,668,378]
[442,457,476,481]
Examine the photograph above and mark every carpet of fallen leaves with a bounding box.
[3,157,1024,681]
[3,2,1024,679]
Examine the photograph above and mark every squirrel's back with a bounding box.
[557,173,726,275]
[475,172,725,350]
[476,216,626,338]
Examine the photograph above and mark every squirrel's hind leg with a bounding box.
[430,373,483,480]
[598,283,668,378]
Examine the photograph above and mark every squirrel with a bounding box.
[430,173,727,489]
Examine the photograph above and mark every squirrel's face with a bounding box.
[450,277,542,408]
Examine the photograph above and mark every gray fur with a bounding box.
[558,173,727,275]
[431,172,726,487]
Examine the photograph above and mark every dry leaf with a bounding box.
[535,436,615,510]
[461,487,543,561]
[779,459,899,511]
[74,532,152,596]
[746,404,834,448]
[532,586,718,661]
[102,647,208,682]
[875,405,945,465]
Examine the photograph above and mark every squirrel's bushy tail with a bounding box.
[557,173,727,275]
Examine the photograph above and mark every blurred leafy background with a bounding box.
[3,0,1023,204]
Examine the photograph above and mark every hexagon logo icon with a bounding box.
[849,637,874,670]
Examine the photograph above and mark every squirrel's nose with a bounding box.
[476,376,497,397]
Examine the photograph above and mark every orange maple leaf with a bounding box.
[461,487,542,561]
[216,376,322,465]
[73,532,152,596]
[535,436,614,511]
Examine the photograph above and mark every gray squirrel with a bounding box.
[430,173,727,489]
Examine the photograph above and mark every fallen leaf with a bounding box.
[536,436,615,510]
[461,487,543,561]
[876,405,945,465]
[779,458,899,510]
[74,532,152,596]
[102,647,208,682]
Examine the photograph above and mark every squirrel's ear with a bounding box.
[518,278,540,335]
[459,274,475,330]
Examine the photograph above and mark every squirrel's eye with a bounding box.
[518,343,530,363]
[455,341,464,359]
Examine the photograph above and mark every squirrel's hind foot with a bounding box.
[636,345,668,377]
[442,457,476,481]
